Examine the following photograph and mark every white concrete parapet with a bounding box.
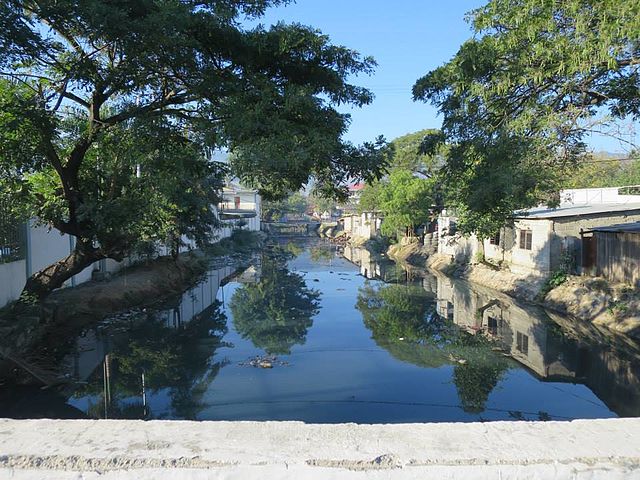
[0,418,638,479]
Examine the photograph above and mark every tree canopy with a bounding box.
[261,191,308,222]
[413,0,640,234]
[357,129,440,237]
[385,129,442,175]
[560,152,640,189]
[0,0,387,298]
[359,169,435,237]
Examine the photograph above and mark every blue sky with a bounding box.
[252,0,636,154]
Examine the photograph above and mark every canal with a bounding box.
[2,238,639,422]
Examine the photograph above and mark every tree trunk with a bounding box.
[21,244,104,301]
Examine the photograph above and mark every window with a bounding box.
[519,229,532,250]
[489,231,501,245]
[516,332,529,355]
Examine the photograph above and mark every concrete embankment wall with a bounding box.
[0,418,638,479]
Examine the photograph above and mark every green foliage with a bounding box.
[364,170,435,237]
[357,129,440,237]
[261,192,308,222]
[561,153,640,189]
[388,129,442,174]
[608,300,629,317]
[538,253,573,299]
[0,0,387,294]
[229,247,320,354]
[308,192,337,214]
[413,0,640,234]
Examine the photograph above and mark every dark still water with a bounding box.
[3,239,640,422]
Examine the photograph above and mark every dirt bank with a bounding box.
[387,237,431,265]
[543,276,640,337]
[426,253,640,338]
[44,252,209,325]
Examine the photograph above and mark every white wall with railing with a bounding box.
[0,198,261,308]
[560,186,640,206]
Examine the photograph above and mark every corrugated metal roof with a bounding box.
[587,222,640,233]
[515,202,640,219]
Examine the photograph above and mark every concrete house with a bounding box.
[217,185,262,234]
[438,186,640,277]
[341,212,382,241]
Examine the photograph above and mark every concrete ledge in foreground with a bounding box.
[0,418,639,479]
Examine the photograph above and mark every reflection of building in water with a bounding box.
[156,264,237,330]
[434,273,640,417]
[342,246,380,279]
[62,264,241,384]
[234,264,261,284]
[342,246,432,285]
[66,329,111,381]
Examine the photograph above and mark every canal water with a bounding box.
[2,239,639,422]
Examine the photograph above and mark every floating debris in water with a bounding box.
[448,353,467,364]
[238,355,290,368]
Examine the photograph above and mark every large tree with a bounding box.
[413,0,640,235]
[357,129,440,237]
[0,0,387,300]
[359,169,435,237]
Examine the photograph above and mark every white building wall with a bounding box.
[560,186,640,206]
[0,260,26,307]
[437,211,480,262]
[482,219,554,276]
[27,222,96,287]
[341,213,380,240]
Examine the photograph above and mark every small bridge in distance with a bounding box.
[261,222,321,236]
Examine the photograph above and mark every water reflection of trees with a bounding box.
[356,281,510,413]
[74,302,228,419]
[230,249,320,354]
[309,245,337,263]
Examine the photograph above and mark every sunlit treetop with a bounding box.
[412,0,640,234]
